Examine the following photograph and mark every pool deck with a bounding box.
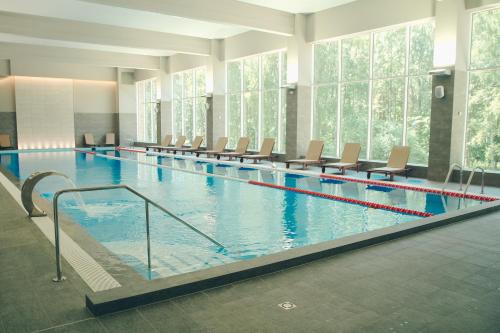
[1,181,500,332]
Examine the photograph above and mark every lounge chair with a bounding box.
[239,138,275,163]
[196,137,228,157]
[84,133,96,147]
[105,133,116,146]
[0,134,13,149]
[321,143,362,174]
[158,136,186,153]
[174,136,204,154]
[286,140,325,169]
[217,137,250,160]
[146,134,173,151]
[367,146,411,181]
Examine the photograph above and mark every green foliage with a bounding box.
[340,82,369,159]
[313,85,337,156]
[470,8,500,70]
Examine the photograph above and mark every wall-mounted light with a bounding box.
[280,83,297,90]
[434,85,446,99]
[429,68,452,77]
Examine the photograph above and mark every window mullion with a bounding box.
[258,56,263,147]
[337,40,342,157]
[403,26,411,146]
[367,32,375,160]
[278,52,283,153]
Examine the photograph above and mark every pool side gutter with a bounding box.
[86,199,500,315]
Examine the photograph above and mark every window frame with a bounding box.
[136,77,158,143]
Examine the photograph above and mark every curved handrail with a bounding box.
[51,184,224,282]
[442,163,463,194]
[463,167,485,195]
[21,171,70,217]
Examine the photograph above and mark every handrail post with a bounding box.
[52,194,66,282]
[145,200,152,272]
[459,168,463,191]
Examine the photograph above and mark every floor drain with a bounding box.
[278,302,296,310]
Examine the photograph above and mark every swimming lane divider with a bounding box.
[320,174,498,202]
[249,181,433,218]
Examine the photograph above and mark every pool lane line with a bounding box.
[74,148,249,184]
[320,174,498,202]
[115,147,498,203]
[249,181,433,218]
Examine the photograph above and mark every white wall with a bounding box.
[73,80,117,114]
[15,76,75,149]
[223,30,288,60]
[0,76,15,113]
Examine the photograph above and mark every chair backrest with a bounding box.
[174,136,186,148]
[191,136,203,149]
[305,140,324,160]
[340,143,361,164]
[0,134,11,148]
[84,133,95,145]
[259,138,275,156]
[161,134,173,146]
[105,133,115,145]
[235,137,250,154]
[387,146,410,169]
[214,137,228,152]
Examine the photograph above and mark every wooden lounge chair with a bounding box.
[105,133,115,146]
[84,133,96,147]
[174,136,204,154]
[158,136,186,152]
[196,137,228,157]
[217,137,250,160]
[321,143,362,174]
[0,134,13,149]
[286,140,325,169]
[239,138,275,163]
[146,134,173,151]
[367,146,411,181]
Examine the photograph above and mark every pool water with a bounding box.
[0,150,485,280]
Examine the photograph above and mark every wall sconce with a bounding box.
[434,85,445,99]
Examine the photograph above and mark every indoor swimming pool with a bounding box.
[0,149,495,281]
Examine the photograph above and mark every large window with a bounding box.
[172,67,207,145]
[464,7,499,171]
[312,21,434,164]
[137,78,158,143]
[226,50,287,152]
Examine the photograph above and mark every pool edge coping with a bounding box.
[85,199,500,316]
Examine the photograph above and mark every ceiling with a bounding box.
[237,0,357,13]
[0,0,358,58]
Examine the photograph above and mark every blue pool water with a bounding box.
[0,150,485,280]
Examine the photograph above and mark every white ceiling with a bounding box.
[237,0,358,13]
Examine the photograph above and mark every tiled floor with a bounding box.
[1,182,499,332]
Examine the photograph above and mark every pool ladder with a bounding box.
[442,164,485,196]
[21,172,225,283]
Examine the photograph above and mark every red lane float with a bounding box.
[74,149,96,155]
[320,173,497,202]
[116,147,147,154]
[249,181,432,218]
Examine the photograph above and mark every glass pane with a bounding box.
[409,22,435,75]
[342,35,370,81]
[243,57,259,92]
[173,99,183,137]
[314,41,339,84]
[280,89,287,153]
[244,92,259,150]
[313,85,338,156]
[227,94,241,149]
[183,98,194,144]
[227,61,241,93]
[371,78,405,160]
[340,82,369,159]
[465,70,500,170]
[407,76,432,165]
[262,90,279,141]
[262,53,279,90]
[281,51,287,85]
[195,68,206,97]
[173,74,183,101]
[195,97,206,140]
[183,71,194,98]
[470,8,500,70]
[373,27,406,78]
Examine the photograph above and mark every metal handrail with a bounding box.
[463,167,485,195]
[52,184,224,282]
[442,163,463,194]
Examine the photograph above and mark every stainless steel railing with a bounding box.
[51,184,224,282]
[442,163,463,194]
[463,167,485,195]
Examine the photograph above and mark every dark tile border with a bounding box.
[86,199,500,315]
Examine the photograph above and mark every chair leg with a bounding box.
[286,163,290,169]
[321,166,325,173]
[367,171,371,179]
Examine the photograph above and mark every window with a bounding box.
[137,78,158,143]
[172,67,207,145]
[312,21,434,165]
[226,50,287,152]
[464,7,500,171]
